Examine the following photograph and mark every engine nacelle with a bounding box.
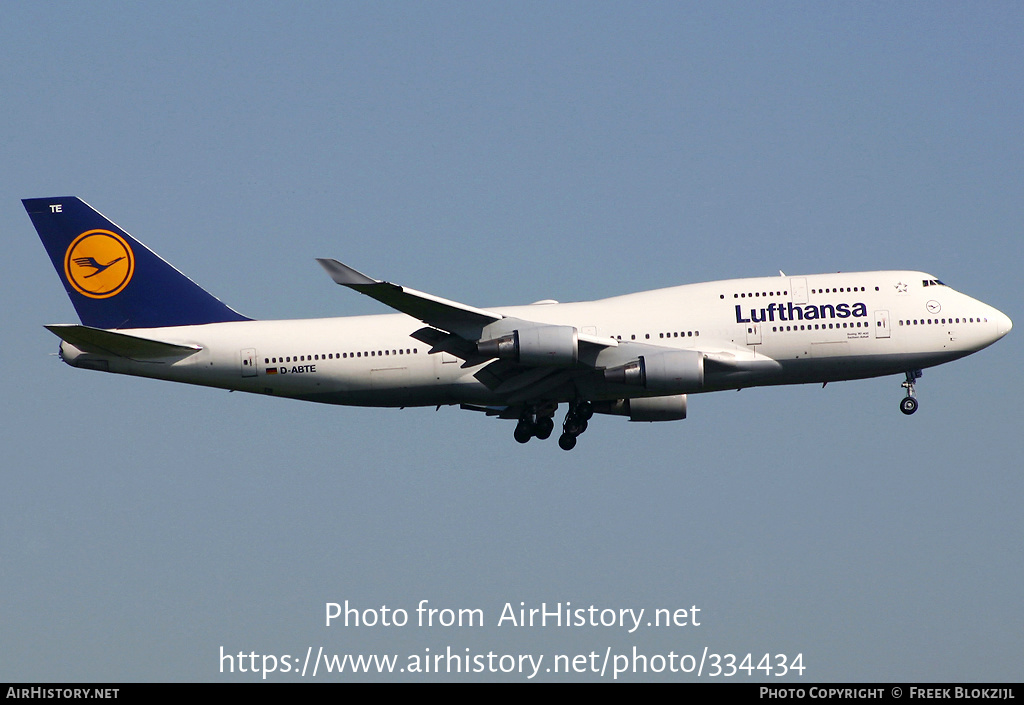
[596,395,688,421]
[603,350,704,393]
[477,325,578,366]
[629,395,687,421]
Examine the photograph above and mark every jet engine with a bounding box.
[596,395,688,421]
[603,350,704,393]
[477,325,578,366]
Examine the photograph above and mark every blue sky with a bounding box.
[2,1,1021,681]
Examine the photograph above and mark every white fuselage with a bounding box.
[59,271,1012,408]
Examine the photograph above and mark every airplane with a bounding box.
[25,197,1013,451]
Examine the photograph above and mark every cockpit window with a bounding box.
[922,279,946,287]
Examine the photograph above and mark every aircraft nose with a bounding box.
[995,309,1012,339]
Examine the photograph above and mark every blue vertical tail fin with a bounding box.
[24,197,250,329]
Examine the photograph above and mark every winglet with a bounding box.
[316,258,378,287]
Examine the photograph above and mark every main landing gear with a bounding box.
[558,401,593,451]
[512,400,594,450]
[900,369,922,415]
[513,406,556,444]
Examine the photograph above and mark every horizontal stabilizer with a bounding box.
[45,324,201,360]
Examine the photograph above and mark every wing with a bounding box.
[315,258,746,407]
[317,258,617,350]
[316,258,502,340]
[317,258,631,402]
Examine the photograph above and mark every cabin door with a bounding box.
[874,310,891,339]
[241,348,258,377]
[746,322,762,345]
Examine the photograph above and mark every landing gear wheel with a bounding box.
[563,419,587,436]
[535,417,554,440]
[558,400,593,449]
[900,396,918,415]
[514,422,533,443]
[899,370,922,416]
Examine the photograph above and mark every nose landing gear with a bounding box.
[900,370,922,415]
